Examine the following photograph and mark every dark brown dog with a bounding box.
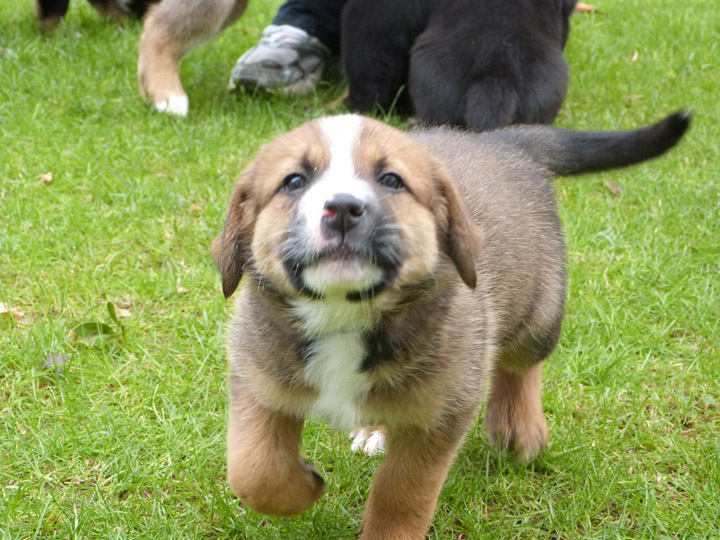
[214,112,689,538]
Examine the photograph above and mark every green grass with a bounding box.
[1,0,718,538]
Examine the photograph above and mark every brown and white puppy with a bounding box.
[213,112,689,538]
[137,0,248,116]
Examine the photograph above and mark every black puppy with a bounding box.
[341,0,577,130]
[35,0,152,28]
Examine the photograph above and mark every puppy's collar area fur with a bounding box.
[289,297,382,336]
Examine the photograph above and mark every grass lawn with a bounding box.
[1,0,718,538]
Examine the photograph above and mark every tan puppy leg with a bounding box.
[227,385,324,516]
[138,0,248,116]
[359,421,470,540]
[484,361,548,463]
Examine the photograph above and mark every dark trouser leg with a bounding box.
[272,0,349,53]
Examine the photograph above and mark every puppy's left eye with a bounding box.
[282,173,309,192]
[378,173,405,191]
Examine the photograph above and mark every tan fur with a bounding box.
[214,113,687,539]
[484,362,548,463]
[138,0,248,114]
[360,421,471,540]
[227,378,324,516]
[214,117,537,539]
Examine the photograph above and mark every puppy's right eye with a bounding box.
[282,173,308,193]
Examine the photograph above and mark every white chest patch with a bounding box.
[303,332,371,429]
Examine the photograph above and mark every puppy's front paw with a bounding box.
[229,454,325,516]
[350,426,387,456]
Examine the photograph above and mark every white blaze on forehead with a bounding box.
[298,115,376,246]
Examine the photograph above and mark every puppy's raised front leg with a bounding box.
[359,419,471,540]
[227,379,324,516]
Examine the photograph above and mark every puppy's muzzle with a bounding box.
[282,192,402,301]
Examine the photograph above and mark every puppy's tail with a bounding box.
[494,111,691,176]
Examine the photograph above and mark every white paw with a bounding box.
[154,94,188,117]
[350,427,386,456]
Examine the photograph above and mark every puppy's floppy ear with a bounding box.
[212,168,256,298]
[432,164,484,289]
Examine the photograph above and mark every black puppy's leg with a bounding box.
[88,0,129,20]
[516,55,569,125]
[407,41,466,127]
[35,0,69,28]
[464,77,520,131]
[341,0,426,113]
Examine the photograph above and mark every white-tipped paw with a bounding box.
[350,427,386,456]
[154,94,188,117]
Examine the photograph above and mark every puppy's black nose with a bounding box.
[322,193,366,236]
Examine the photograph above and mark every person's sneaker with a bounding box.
[229,24,331,94]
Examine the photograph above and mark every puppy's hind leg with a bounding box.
[138,0,248,116]
[341,0,418,114]
[463,78,520,131]
[484,361,549,463]
[516,55,569,125]
[88,0,130,21]
[350,425,387,456]
[485,308,563,463]
[226,379,324,516]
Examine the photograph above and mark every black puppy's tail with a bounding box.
[493,111,691,176]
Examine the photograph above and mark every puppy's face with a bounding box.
[214,115,481,302]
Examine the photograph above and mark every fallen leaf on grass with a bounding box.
[69,321,115,345]
[176,283,190,293]
[0,301,30,325]
[43,352,69,375]
[115,306,132,318]
[113,298,133,318]
[39,172,53,184]
[189,204,203,213]
[604,180,620,196]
